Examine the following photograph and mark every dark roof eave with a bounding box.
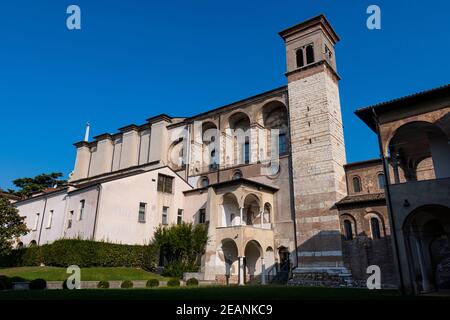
[355,84,450,132]
[184,178,279,194]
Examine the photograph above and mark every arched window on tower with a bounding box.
[352,176,362,193]
[306,45,314,64]
[370,217,381,239]
[343,220,353,241]
[296,49,304,68]
[378,173,385,189]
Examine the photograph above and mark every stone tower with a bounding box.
[280,15,348,276]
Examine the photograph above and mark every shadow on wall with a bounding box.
[341,232,398,287]
[294,230,398,287]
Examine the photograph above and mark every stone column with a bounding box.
[413,235,432,292]
[240,207,244,226]
[238,257,245,285]
[260,210,264,229]
[261,258,266,285]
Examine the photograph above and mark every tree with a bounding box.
[153,223,208,277]
[0,196,28,256]
[12,172,66,198]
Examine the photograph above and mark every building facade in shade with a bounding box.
[11,14,450,291]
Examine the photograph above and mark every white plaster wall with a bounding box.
[15,191,68,246]
[94,167,192,245]
[16,197,46,246]
[63,187,99,240]
[430,135,450,179]
[36,192,68,245]
[183,191,208,224]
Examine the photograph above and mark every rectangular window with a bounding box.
[244,140,250,164]
[279,133,287,154]
[67,211,74,229]
[46,210,54,229]
[199,209,206,224]
[157,174,174,194]
[78,200,85,221]
[138,202,147,223]
[33,213,40,231]
[162,206,169,225]
[177,209,183,225]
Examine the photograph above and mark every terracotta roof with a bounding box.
[336,193,385,206]
[355,84,450,132]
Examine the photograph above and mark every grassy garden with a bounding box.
[0,285,441,300]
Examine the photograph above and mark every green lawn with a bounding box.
[0,286,445,300]
[0,266,167,281]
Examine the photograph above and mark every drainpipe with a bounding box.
[372,108,405,294]
[37,196,48,245]
[91,185,103,240]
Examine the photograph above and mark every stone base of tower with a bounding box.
[289,266,354,288]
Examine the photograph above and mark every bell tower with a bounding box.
[280,15,348,277]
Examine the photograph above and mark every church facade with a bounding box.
[12,15,450,293]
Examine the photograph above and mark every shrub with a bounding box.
[121,280,133,289]
[167,278,180,287]
[146,279,159,288]
[154,223,208,277]
[97,281,110,289]
[0,276,13,290]
[0,239,156,269]
[186,278,199,286]
[29,279,47,290]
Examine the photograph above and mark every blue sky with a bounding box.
[1,0,449,189]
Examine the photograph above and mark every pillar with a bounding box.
[413,235,432,292]
[261,257,266,285]
[238,256,245,285]
[240,207,244,226]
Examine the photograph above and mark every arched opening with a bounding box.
[403,205,450,293]
[278,246,290,272]
[17,242,24,249]
[232,170,242,180]
[262,102,289,159]
[306,44,314,64]
[378,173,385,189]
[388,121,450,182]
[265,247,275,280]
[370,217,381,239]
[228,112,251,165]
[222,192,240,227]
[244,240,263,284]
[199,176,209,188]
[168,138,185,170]
[344,219,354,240]
[296,48,304,68]
[263,203,272,227]
[352,176,362,193]
[202,121,219,171]
[221,239,239,284]
[29,240,37,247]
[243,193,261,226]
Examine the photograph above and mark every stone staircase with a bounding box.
[288,267,354,288]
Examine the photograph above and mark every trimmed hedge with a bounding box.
[0,239,158,270]
[146,279,159,288]
[0,276,13,290]
[29,279,47,290]
[167,278,180,287]
[97,281,110,289]
[121,280,133,289]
